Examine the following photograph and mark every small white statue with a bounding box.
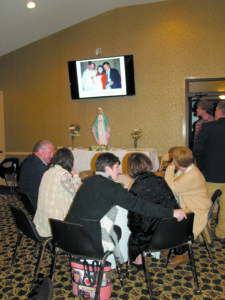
[91,108,111,145]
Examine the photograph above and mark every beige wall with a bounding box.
[0,0,225,156]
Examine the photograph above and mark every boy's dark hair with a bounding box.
[95,153,120,172]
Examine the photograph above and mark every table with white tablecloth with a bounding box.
[72,148,159,174]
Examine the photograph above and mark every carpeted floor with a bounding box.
[1,186,225,300]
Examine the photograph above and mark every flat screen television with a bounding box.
[68,55,135,99]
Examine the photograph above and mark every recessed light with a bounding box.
[27,1,36,9]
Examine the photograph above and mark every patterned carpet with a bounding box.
[1,186,225,300]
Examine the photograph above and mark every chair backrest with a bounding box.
[35,277,53,300]
[79,169,95,182]
[208,189,222,222]
[9,205,42,242]
[0,158,19,179]
[159,153,173,172]
[50,218,104,259]
[149,212,194,251]
[14,189,35,218]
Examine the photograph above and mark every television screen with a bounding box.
[68,55,135,99]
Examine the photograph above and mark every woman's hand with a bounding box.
[173,209,187,222]
[71,167,77,176]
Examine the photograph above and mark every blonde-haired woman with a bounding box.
[165,146,211,265]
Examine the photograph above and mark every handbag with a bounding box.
[71,258,111,300]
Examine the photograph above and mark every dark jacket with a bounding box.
[65,174,174,253]
[19,154,48,211]
[108,68,121,89]
[193,117,225,183]
[128,172,179,261]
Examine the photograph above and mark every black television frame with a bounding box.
[68,55,135,100]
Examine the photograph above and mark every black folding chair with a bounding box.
[0,157,19,190]
[49,218,123,300]
[14,188,36,219]
[200,189,222,266]
[127,212,200,299]
[9,205,52,282]
[202,189,222,245]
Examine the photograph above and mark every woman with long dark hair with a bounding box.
[34,147,80,237]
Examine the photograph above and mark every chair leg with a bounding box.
[125,260,130,278]
[142,251,152,300]
[165,249,173,267]
[33,239,52,283]
[50,247,59,282]
[11,173,17,192]
[32,242,39,260]
[11,232,23,271]
[94,260,107,300]
[113,254,123,287]
[187,243,201,295]
[206,224,215,247]
[201,231,215,268]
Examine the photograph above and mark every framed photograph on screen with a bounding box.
[68,55,135,100]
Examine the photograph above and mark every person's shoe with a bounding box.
[215,235,225,243]
[169,252,189,266]
[160,250,169,256]
[194,236,204,245]
[213,230,225,242]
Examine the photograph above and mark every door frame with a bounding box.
[0,91,6,161]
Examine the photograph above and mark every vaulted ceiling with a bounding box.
[0,0,164,57]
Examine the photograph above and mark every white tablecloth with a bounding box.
[72,148,159,174]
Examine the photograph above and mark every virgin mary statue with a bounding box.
[91,108,110,145]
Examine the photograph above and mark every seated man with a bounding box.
[19,140,54,211]
[65,152,186,261]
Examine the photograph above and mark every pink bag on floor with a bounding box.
[71,259,111,300]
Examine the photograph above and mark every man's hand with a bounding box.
[173,209,187,222]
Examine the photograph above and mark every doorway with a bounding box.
[185,78,225,149]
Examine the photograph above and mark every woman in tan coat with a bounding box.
[165,146,211,265]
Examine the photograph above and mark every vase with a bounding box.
[71,137,75,149]
[134,139,137,149]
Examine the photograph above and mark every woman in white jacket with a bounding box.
[34,147,80,237]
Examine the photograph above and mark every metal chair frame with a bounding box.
[0,157,19,190]
[49,218,123,300]
[9,205,52,282]
[127,212,201,300]
[200,189,222,266]
[14,188,36,219]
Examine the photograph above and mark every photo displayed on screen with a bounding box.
[76,56,127,98]
[68,55,135,100]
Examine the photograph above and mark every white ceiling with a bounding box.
[0,0,164,57]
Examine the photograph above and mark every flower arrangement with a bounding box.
[89,145,112,151]
[131,129,143,148]
[69,124,81,149]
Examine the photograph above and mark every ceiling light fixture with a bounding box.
[219,95,225,100]
[27,1,36,8]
